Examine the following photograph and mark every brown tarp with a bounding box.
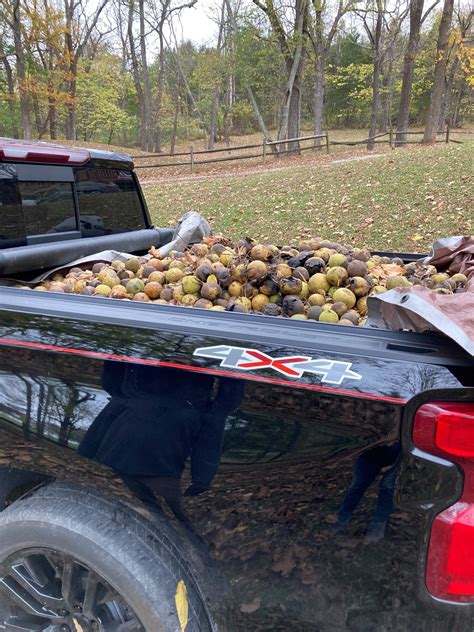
[422,235,474,278]
[370,284,474,355]
[372,236,474,355]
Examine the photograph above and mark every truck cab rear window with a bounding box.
[74,167,145,236]
[0,180,76,248]
[20,181,77,235]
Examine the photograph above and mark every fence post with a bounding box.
[190,145,194,173]
[262,138,267,164]
[389,124,393,149]
[325,132,330,154]
[446,124,450,144]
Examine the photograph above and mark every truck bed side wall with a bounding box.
[0,300,472,630]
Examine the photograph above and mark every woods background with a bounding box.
[0,0,472,153]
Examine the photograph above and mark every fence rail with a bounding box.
[132,126,472,171]
[264,133,327,146]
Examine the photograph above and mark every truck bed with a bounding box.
[1,285,472,395]
[1,282,473,630]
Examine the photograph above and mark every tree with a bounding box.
[325,32,373,127]
[125,0,147,150]
[0,0,31,138]
[437,8,472,130]
[76,49,130,142]
[358,0,385,149]
[208,1,227,149]
[126,0,154,151]
[422,0,454,143]
[146,0,197,152]
[63,0,108,140]
[224,0,277,147]
[252,0,309,152]
[358,0,409,149]
[22,0,71,139]
[0,31,18,137]
[396,0,426,143]
[395,0,439,145]
[450,9,474,126]
[308,0,351,146]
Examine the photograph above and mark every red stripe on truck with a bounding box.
[0,337,407,405]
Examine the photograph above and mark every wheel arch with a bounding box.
[0,460,235,630]
[0,466,50,509]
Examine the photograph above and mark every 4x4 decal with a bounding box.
[193,345,362,385]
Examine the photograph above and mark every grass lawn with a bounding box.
[143,142,473,253]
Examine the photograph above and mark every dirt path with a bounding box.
[139,152,386,186]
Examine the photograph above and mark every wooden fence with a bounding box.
[132,126,471,172]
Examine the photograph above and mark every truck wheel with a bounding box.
[0,481,212,632]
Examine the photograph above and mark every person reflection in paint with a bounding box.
[333,442,401,542]
[78,361,244,519]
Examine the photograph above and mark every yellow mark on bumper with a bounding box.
[175,579,189,631]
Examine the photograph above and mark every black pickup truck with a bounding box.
[0,139,473,632]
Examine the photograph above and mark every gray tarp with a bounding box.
[154,211,211,257]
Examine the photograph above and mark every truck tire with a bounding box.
[0,481,213,632]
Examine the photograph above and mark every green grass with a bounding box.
[143,142,474,253]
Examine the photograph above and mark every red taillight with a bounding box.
[0,141,89,165]
[426,502,474,600]
[413,402,474,602]
[435,410,474,458]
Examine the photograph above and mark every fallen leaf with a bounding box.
[256,486,270,499]
[271,546,296,576]
[371,263,405,279]
[240,597,261,613]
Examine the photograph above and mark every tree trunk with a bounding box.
[247,88,276,152]
[172,46,208,134]
[451,81,464,127]
[12,0,31,139]
[66,75,77,140]
[64,1,76,140]
[224,73,234,144]
[311,2,327,149]
[313,57,325,147]
[47,55,57,140]
[379,46,394,133]
[127,0,146,149]
[208,0,226,150]
[0,39,19,137]
[48,101,57,139]
[422,0,454,144]
[153,23,166,153]
[367,2,383,150]
[310,0,347,147]
[225,0,276,150]
[32,93,44,138]
[286,57,304,152]
[367,55,381,149]
[208,90,220,150]
[438,54,459,132]
[170,93,180,155]
[139,0,153,152]
[278,0,306,154]
[223,79,232,146]
[47,100,56,140]
[396,0,424,146]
